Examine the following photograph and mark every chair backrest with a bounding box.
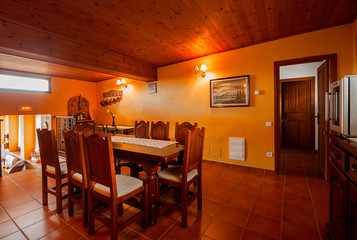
[135,121,149,138]
[36,128,60,170]
[63,130,87,187]
[83,133,117,197]
[175,122,198,145]
[73,122,97,137]
[182,127,205,176]
[151,121,170,140]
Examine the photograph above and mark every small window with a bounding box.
[0,72,50,93]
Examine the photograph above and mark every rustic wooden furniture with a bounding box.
[135,121,150,139]
[151,121,170,141]
[173,122,198,166]
[63,130,88,227]
[326,134,357,240]
[73,122,97,137]
[117,120,149,177]
[175,122,198,145]
[112,137,184,225]
[54,116,76,152]
[0,119,2,177]
[36,128,68,214]
[158,127,205,227]
[68,95,92,121]
[83,134,148,240]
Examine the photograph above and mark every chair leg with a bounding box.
[181,186,188,228]
[83,188,88,228]
[143,184,148,229]
[68,183,74,216]
[56,179,63,214]
[42,175,48,206]
[111,204,118,240]
[197,178,202,211]
[88,195,95,235]
[118,203,123,216]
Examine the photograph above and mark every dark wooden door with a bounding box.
[282,79,313,150]
[318,61,329,179]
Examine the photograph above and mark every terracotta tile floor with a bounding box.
[0,147,330,239]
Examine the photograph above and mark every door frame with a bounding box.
[281,77,315,151]
[274,54,337,174]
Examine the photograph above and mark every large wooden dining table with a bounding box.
[111,136,184,225]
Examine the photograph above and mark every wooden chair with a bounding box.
[73,122,97,137]
[83,133,148,240]
[175,122,198,145]
[63,130,88,227]
[116,120,149,177]
[36,128,68,214]
[158,127,205,227]
[135,120,150,138]
[151,121,170,140]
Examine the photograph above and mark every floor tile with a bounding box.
[282,221,320,240]
[251,199,282,220]
[39,225,83,240]
[216,205,249,227]
[160,224,201,240]
[134,216,174,239]
[241,229,277,240]
[0,230,27,240]
[226,192,255,211]
[6,199,42,218]
[245,214,281,239]
[0,220,19,238]
[22,215,66,240]
[13,207,54,228]
[204,218,242,240]
[283,207,318,230]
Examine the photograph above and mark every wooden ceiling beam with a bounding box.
[0,18,156,82]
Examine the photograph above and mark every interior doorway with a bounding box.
[274,54,337,179]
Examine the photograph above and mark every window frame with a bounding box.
[0,71,51,93]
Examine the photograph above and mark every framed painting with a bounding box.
[148,82,157,94]
[210,75,250,107]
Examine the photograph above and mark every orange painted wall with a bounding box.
[96,24,353,171]
[353,18,357,74]
[0,77,97,119]
[8,115,19,151]
[22,115,35,159]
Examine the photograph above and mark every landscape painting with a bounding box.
[210,75,250,107]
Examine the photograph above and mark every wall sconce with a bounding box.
[116,78,127,88]
[193,64,207,78]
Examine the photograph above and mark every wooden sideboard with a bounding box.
[326,134,357,240]
[0,119,2,177]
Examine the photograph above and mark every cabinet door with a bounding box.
[329,163,348,240]
[348,182,357,240]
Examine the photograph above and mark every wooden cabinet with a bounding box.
[327,162,348,240]
[327,135,357,240]
[348,182,357,240]
[54,116,75,152]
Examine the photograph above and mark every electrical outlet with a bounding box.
[266,152,273,157]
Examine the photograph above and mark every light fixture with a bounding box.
[193,64,207,78]
[116,78,127,88]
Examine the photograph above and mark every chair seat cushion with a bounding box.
[72,172,83,182]
[158,166,198,183]
[46,164,67,175]
[92,174,143,198]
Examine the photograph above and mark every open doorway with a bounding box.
[274,54,337,179]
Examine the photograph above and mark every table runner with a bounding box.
[111,136,177,148]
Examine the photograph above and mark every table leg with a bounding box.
[142,162,159,226]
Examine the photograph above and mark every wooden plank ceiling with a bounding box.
[0,0,356,82]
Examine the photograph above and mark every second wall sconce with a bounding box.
[194,64,207,78]
[116,78,127,88]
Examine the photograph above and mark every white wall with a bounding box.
[280,61,324,150]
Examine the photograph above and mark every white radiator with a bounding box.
[229,137,245,161]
